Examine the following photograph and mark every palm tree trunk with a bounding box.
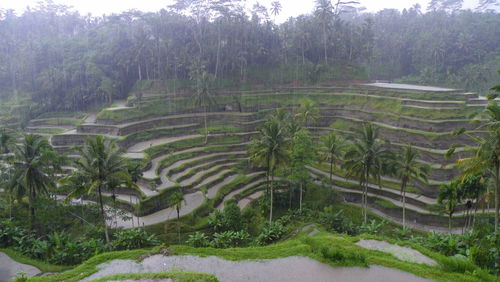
[204,106,208,144]
[449,212,452,233]
[403,189,406,229]
[329,158,333,183]
[323,24,328,65]
[495,163,499,232]
[270,173,274,224]
[98,186,110,244]
[299,181,303,213]
[177,207,180,243]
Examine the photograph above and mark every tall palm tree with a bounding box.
[270,1,282,19]
[458,97,500,231]
[0,129,13,155]
[249,117,290,223]
[62,136,133,243]
[9,134,56,225]
[192,70,215,144]
[394,145,430,229]
[343,123,392,224]
[168,189,185,243]
[320,131,347,183]
[438,181,461,233]
[295,98,319,126]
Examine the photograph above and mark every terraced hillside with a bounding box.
[33,83,492,233]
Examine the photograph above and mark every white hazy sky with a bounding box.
[0,0,488,22]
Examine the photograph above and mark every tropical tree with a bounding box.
[320,131,347,183]
[459,174,487,231]
[249,116,290,223]
[295,98,319,126]
[191,70,215,144]
[438,181,461,233]
[456,92,500,232]
[290,130,315,212]
[8,134,57,225]
[270,1,282,19]
[0,129,13,155]
[62,136,134,243]
[343,123,392,224]
[393,145,430,229]
[168,189,185,243]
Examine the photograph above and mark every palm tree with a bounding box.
[343,123,392,224]
[295,98,319,126]
[457,97,500,231]
[9,134,56,225]
[438,181,461,233]
[393,145,430,229]
[314,0,333,65]
[168,189,185,243]
[62,136,133,243]
[191,70,215,144]
[249,117,290,223]
[320,131,347,183]
[270,1,282,19]
[0,129,13,155]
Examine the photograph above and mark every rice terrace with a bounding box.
[0,0,499,281]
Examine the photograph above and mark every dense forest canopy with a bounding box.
[0,0,499,114]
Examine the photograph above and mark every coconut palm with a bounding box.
[438,181,461,233]
[0,129,13,155]
[168,189,185,243]
[457,98,500,231]
[393,145,430,229]
[62,136,133,243]
[8,134,56,225]
[295,98,319,126]
[249,117,290,223]
[320,131,347,183]
[191,70,215,144]
[343,123,392,224]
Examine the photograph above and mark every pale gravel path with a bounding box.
[180,163,237,186]
[206,174,238,199]
[217,173,266,210]
[308,166,436,205]
[0,252,41,281]
[238,191,263,209]
[81,255,431,282]
[365,83,455,92]
[356,239,437,266]
[110,191,205,228]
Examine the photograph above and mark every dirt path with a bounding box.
[356,239,437,266]
[81,255,431,282]
[0,252,41,281]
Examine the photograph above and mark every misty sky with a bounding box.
[0,0,488,22]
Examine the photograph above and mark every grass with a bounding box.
[93,271,218,282]
[29,233,496,282]
[96,88,478,123]
[0,248,72,273]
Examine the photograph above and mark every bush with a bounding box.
[208,202,243,233]
[211,230,250,248]
[186,232,210,248]
[439,255,476,273]
[359,220,386,236]
[318,207,359,235]
[320,246,367,265]
[256,221,286,245]
[112,229,160,250]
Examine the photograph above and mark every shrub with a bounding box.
[439,255,476,273]
[359,219,386,235]
[210,230,250,248]
[256,222,286,245]
[186,232,210,248]
[112,229,160,250]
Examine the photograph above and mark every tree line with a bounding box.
[0,0,499,115]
